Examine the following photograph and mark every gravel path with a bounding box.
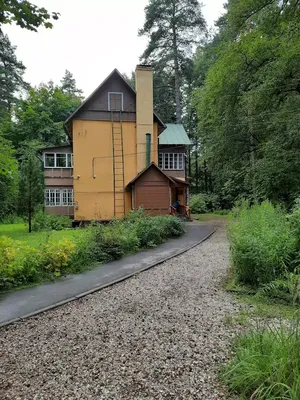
[0,223,241,400]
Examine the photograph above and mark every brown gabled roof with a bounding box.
[126,162,175,188]
[172,177,189,186]
[64,68,165,130]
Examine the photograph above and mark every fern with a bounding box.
[259,268,300,305]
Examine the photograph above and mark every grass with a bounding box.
[192,213,231,221]
[0,223,82,248]
[225,274,298,320]
[223,318,300,400]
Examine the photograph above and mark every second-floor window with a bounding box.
[159,153,184,170]
[108,92,123,111]
[44,153,73,168]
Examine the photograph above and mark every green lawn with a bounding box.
[0,223,82,247]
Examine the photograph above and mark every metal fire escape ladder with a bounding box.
[111,110,125,218]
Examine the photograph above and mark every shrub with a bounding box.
[259,268,300,305]
[0,236,42,289]
[41,238,76,276]
[0,214,185,290]
[124,207,147,222]
[134,217,165,247]
[223,319,300,400]
[32,210,72,232]
[190,193,220,214]
[0,214,24,224]
[228,201,296,286]
[154,215,186,239]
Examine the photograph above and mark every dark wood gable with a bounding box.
[75,71,136,122]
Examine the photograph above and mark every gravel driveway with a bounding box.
[0,223,241,400]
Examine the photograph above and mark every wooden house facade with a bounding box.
[41,66,190,221]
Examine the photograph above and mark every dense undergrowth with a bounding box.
[0,210,185,291]
[228,201,300,304]
[224,200,300,399]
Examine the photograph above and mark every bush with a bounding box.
[190,193,220,214]
[134,217,165,247]
[228,201,296,286]
[0,236,42,289]
[41,238,76,277]
[0,214,185,290]
[154,215,186,239]
[32,210,72,232]
[223,319,300,400]
[0,214,24,224]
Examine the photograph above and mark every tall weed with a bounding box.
[228,201,296,286]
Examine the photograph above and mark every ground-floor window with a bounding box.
[45,189,74,206]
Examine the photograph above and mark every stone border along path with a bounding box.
[0,223,214,327]
[0,220,243,399]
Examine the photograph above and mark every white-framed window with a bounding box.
[45,189,74,206]
[44,153,73,168]
[108,92,123,111]
[159,153,184,170]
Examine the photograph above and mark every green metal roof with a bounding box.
[158,124,191,145]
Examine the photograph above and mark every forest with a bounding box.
[1,0,300,222]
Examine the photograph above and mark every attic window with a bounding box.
[108,92,123,111]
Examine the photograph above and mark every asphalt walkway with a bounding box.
[0,223,214,326]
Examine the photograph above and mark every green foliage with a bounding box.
[32,210,72,232]
[0,215,185,290]
[0,31,27,117]
[41,238,76,277]
[139,0,206,122]
[0,0,59,31]
[190,193,220,214]
[0,136,18,220]
[223,319,300,400]
[228,201,296,286]
[9,81,82,149]
[259,268,300,305]
[0,214,24,224]
[18,149,44,232]
[195,0,300,208]
[60,70,83,97]
[0,236,42,289]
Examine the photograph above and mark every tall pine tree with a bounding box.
[60,70,83,98]
[139,0,206,123]
[0,31,27,117]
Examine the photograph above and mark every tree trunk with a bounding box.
[204,159,208,193]
[174,62,182,123]
[172,0,182,123]
[188,146,191,178]
[248,109,257,203]
[28,209,32,233]
[195,141,199,193]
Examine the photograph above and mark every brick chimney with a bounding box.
[135,65,153,173]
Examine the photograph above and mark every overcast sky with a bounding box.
[3,0,225,97]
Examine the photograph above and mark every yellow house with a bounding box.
[42,65,190,221]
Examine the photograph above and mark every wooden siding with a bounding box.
[134,166,170,215]
[76,73,136,122]
[159,145,186,154]
[44,168,73,187]
[42,146,72,154]
[45,206,74,217]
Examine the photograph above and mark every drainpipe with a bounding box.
[146,133,151,167]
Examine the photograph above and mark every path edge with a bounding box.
[0,227,216,328]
